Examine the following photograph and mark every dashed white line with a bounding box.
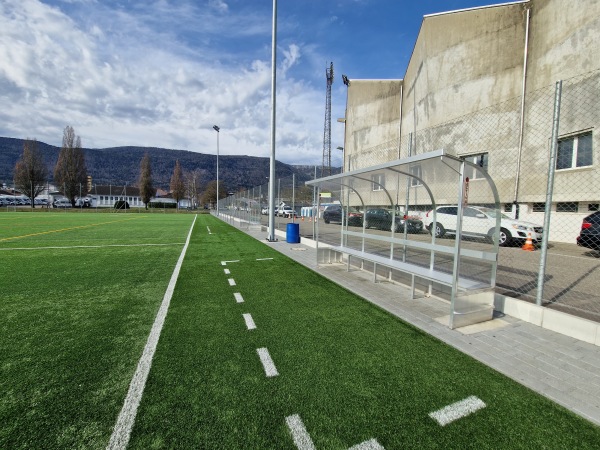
[243,313,256,330]
[234,293,244,303]
[286,414,316,450]
[429,396,486,426]
[207,226,212,234]
[224,269,230,275]
[256,257,274,261]
[228,278,236,286]
[107,215,197,450]
[257,347,279,377]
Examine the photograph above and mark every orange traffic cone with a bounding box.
[301,216,304,221]
[522,233,535,251]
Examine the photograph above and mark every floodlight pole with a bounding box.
[267,0,278,241]
[213,125,220,216]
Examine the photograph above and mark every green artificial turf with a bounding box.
[0,212,194,449]
[127,215,600,449]
[2,212,599,449]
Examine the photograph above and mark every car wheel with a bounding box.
[498,227,512,247]
[434,223,445,238]
[324,217,330,224]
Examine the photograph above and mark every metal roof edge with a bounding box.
[306,149,451,185]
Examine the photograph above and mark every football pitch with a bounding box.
[1,212,599,449]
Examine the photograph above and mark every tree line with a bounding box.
[13,126,227,209]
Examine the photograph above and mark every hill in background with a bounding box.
[0,137,330,193]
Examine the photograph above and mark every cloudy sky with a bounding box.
[1,0,497,166]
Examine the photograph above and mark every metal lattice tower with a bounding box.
[321,62,334,177]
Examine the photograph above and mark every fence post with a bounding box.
[536,80,562,306]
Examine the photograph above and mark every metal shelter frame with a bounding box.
[306,149,502,329]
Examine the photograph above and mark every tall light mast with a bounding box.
[321,62,334,177]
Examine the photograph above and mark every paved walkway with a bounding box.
[236,223,600,427]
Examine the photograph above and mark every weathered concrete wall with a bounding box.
[344,80,401,170]
[526,0,600,89]
[401,3,527,149]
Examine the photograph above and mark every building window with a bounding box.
[532,202,546,212]
[589,203,599,212]
[462,153,488,180]
[556,131,592,170]
[556,202,578,213]
[409,165,422,187]
[371,173,385,191]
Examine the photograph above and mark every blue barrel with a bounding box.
[286,223,300,243]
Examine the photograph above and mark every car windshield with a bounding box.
[478,207,510,219]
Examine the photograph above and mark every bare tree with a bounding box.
[201,180,227,208]
[169,160,185,209]
[53,126,87,206]
[13,138,48,208]
[138,153,156,209]
[185,168,202,209]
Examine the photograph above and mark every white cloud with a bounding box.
[0,0,338,166]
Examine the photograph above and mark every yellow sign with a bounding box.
[319,192,332,198]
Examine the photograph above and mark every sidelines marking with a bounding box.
[224,268,231,275]
[256,257,274,261]
[234,293,244,303]
[0,243,185,251]
[207,226,212,234]
[286,414,384,450]
[429,396,486,426]
[243,313,256,330]
[256,347,279,377]
[0,216,141,242]
[221,260,240,266]
[286,415,316,450]
[348,439,385,450]
[106,215,197,450]
[228,278,236,286]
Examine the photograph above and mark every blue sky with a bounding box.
[0,0,500,166]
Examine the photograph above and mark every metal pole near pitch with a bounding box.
[536,80,562,306]
[213,125,220,216]
[267,0,278,241]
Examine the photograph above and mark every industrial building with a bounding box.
[341,0,599,243]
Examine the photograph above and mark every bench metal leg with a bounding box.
[373,262,377,282]
[411,274,415,299]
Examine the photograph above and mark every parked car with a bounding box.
[322,204,363,226]
[53,198,72,208]
[364,208,423,233]
[278,205,298,218]
[423,205,543,247]
[576,211,600,250]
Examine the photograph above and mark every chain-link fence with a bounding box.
[222,69,600,323]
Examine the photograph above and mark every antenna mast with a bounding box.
[322,62,333,177]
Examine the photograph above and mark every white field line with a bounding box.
[224,269,230,275]
[106,215,197,450]
[243,313,256,330]
[228,278,236,286]
[348,438,385,450]
[234,293,244,303]
[221,260,240,266]
[256,347,279,377]
[256,257,274,261]
[285,414,316,450]
[206,226,212,234]
[429,396,486,426]
[0,243,185,251]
